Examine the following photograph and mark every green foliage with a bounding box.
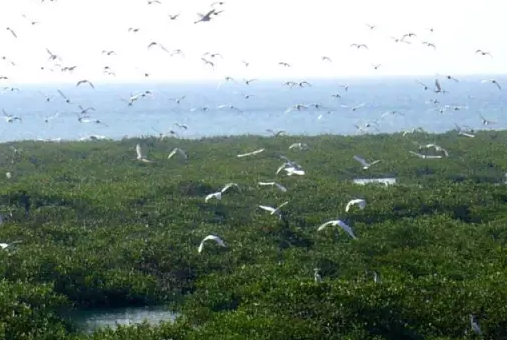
[1,131,507,339]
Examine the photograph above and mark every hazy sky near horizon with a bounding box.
[0,0,506,83]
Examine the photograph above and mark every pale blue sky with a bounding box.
[0,0,505,83]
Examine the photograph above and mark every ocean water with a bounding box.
[0,76,505,142]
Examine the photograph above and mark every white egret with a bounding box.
[258,182,287,192]
[237,148,265,158]
[198,235,226,253]
[353,155,382,170]
[136,144,154,163]
[205,192,222,202]
[345,199,366,212]
[167,148,187,160]
[314,268,322,283]
[317,220,357,239]
[258,201,289,218]
[0,240,22,250]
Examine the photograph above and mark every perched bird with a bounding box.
[314,268,322,283]
[469,315,482,335]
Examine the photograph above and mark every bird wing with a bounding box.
[136,144,143,159]
[57,89,68,99]
[317,220,335,231]
[435,79,442,91]
[167,149,177,159]
[353,155,368,167]
[338,220,357,239]
[275,183,287,192]
[205,192,221,202]
[259,205,276,213]
[275,201,289,211]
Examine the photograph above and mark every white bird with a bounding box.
[481,79,501,90]
[341,103,365,112]
[479,113,496,125]
[217,104,243,113]
[284,166,305,176]
[136,144,154,163]
[221,182,239,194]
[314,268,322,283]
[258,201,289,218]
[469,315,482,335]
[353,155,382,170]
[167,147,187,160]
[317,220,357,239]
[409,151,442,159]
[237,148,265,158]
[0,240,22,250]
[205,191,221,202]
[345,199,366,212]
[258,181,287,192]
[289,143,310,150]
[198,235,226,253]
[419,143,449,157]
[2,109,22,122]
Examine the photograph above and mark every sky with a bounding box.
[0,0,506,83]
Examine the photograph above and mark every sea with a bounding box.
[0,75,505,142]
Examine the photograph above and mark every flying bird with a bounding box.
[57,89,71,103]
[350,43,368,49]
[481,79,501,90]
[258,182,287,192]
[198,235,226,253]
[76,80,95,88]
[258,201,289,218]
[136,144,154,163]
[194,9,216,24]
[353,155,381,169]
[475,49,492,57]
[237,148,265,158]
[167,147,188,160]
[2,109,22,123]
[5,27,17,38]
[345,199,366,212]
[317,219,357,239]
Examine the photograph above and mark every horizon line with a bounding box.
[4,73,507,86]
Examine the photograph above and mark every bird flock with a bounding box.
[0,1,502,334]
[0,0,504,141]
